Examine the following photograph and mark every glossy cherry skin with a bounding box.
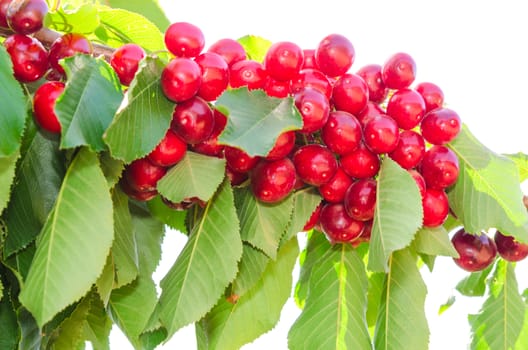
[381,52,416,89]
[110,43,146,86]
[266,131,296,161]
[388,130,426,169]
[191,108,227,157]
[357,101,385,127]
[319,203,365,244]
[264,41,304,81]
[315,33,355,77]
[263,77,290,98]
[422,188,449,227]
[32,81,65,133]
[171,96,214,144]
[164,22,204,58]
[452,228,497,272]
[420,107,461,145]
[6,0,48,34]
[303,202,322,231]
[301,49,317,69]
[207,38,246,67]
[356,63,388,103]
[363,114,400,154]
[48,33,93,75]
[415,82,444,112]
[119,176,157,202]
[290,68,332,99]
[340,142,380,179]
[408,169,426,198]
[124,158,167,192]
[294,87,330,134]
[194,52,229,101]
[494,230,528,262]
[3,33,48,82]
[226,165,248,186]
[319,167,354,203]
[161,57,202,103]
[331,73,369,116]
[224,146,260,173]
[321,110,362,156]
[250,157,296,203]
[0,0,10,28]
[147,129,187,167]
[293,144,337,186]
[420,145,459,190]
[344,178,377,221]
[229,59,267,90]
[386,88,426,130]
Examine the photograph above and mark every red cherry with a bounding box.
[294,87,330,134]
[194,52,229,101]
[119,176,157,202]
[340,142,380,179]
[250,158,296,203]
[386,88,426,130]
[331,73,369,116]
[191,108,227,157]
[318,167,354,203]
[420,145,459,190]
[293,144,337,186]
[229,59,267,90]
[420,107,461,145]
[124,158,167,192]
[147,129,187,167]
[408,169,426,198]
[315,33,355,77]
[388,130,426,169]
[263,77,291,98]
[110,43,146,86]
[352,219,373,247]
[266,131,296,161]
[422,188,449,227]
[363,114,400,154]
[344,178,377,221]
[357,101,385,127]
[382,52,416,89]
[161,57,202,103]
[164,22,204,58]
[264,41,304,81]
[224,146,260,173]
[6,0,48,35]
[356,64,388,103]
[226,165,249,186]
[171,96,214,144]
[452,228,497,272]
[0,0,11,28]
[415,82,444,112]
[494,230,528,262]
[3,33,48,83]
[207,38,246,67]
[303,202,322,231]
[321,110,362,156]
[319,203,365,244]
[290,68,332,99]
[301,49,317,69]
[32,81,65,134]
[48,33,93,75]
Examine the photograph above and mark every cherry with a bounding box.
[119,176,157,202]
[124,157,167,192]
[331,73,369,116]
[294,87,330,133]
[422,188,449,227]
[494,230,528,262]
[110,43,146,86]
[357,101,385,127]
[3,33,48,82]
[408,169,426,198]
[191,108,227,157]
[302,202,322,231]
[266,131,296,161]
[207,38,246,67]
[321,110,362,156]
[344,178,377,221]
[340,142,380,179]
[318,167,354,203]
[263,77,290,98]
[293,144,337,186]
[420,107,461,145]
[315,33,355,77]
[6,0,47,35]
[420,145,459,190]
[224,146,260,173]
[48,33,93,75]
[226,165,248,186]
[147,129,187,167]
[161,57,202,102]
[388,130,426,169]
[290,68,332,99]
[356,64,388,103]
[319,203,365,244]
[0,0,10,28]
[363,114,400,154]
[171,96,214,144]
[451,228,497,272]
[164,22,204,58]
[264,41,304,81]
[250,157,296,203]
[386,88,426,130]
[352,219,373,247]
[32,81,65,134]
[194,52,229,101]
[381,52,416,89]
[229,59,267,90]
[415,81,444,112]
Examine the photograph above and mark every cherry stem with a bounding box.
[524,195,528,210]
[0,27,115,61]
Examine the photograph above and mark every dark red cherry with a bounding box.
[119,176,157,202]
[194,52,229,101]
[147,129,187,167]
[294,87,330,134]
[0,0,11,28]
[357,101,385,127]
[319,203,364,244]
[494,230,528,262]
[191,108,227,157]
[229,59,267,90]
[164,21,205,58]
[344,178,377,221]
[264,41,303,81]
[356,63,388,103]
[340,142,380,179]
[318,167,354,203]
[408,169,426,198]
[161,57,202,102]
[250,157,296,203]
[321,110,362,156]
[224,146,260,173]
[171,96,214,144]
[207,38,246,67]
[32,81,64,134]
[422,188,449,227]
[110,43,146,86]
[363,114,400,154]
[48,33,93,75]
[290,68,332,99]
[452,228,497,272]
[301,49,317,69]
[315,33,355,77]
[388,130,426,169]
[420,145,459,190]
[415,82,444,112]
[266,131,296,161]
[420,107,461,145]
[3,33,48,82]
[6,0,48,35]
[381,52,416,89]
[124,158,167,192]
[263,77,290,98]
[293,144,337,186]
[386,88,426,130]
[331,73,369,116]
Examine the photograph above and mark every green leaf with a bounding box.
[0,292,18,350]
[368,157,423,272]
[456,262,495,297]
[373,248,429,350]
[0,46,26,157]
[448,125,528,241]
[49,296,92,350]
[0,151,20,214]
[506,152,528,182]
[139,328,167,350]
[234,186,294,259]
[201,237,299,349]
[99,152,124,189]
[367,272,385,328]
[105,0,170,31]
[158,179,242,337]
[83,296,112,350]
[56,55,123,151]
[237,35,271,62]
[95,7,165,53]
[3,243,36,283]
[45,3,100,34]
[4,131,65,257]
[95,255,114,306]
[438,295,456,315]
[229,243,270,299]
[147,196,187,233]
[412,226,459,258]
[288,244,372,350]
[470,260,525,349]
[17,307,42,350]
[0,278,3,301]
[103,56,174,162]
[19,148,114,327]
[216,88,303,157]
[281,188,322,244]
[157,152,226,204]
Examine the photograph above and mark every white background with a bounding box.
[110,0,528,349]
